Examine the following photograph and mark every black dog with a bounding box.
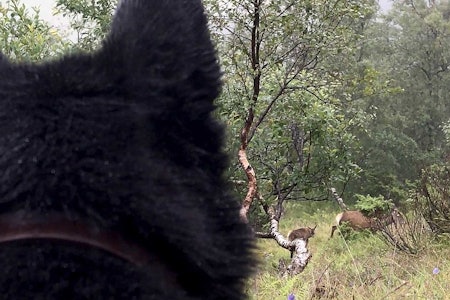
[0,0,253,299]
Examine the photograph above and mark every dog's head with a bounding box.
[0,1,254,299]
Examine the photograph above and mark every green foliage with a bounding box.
[0,0,68,61]
[55,0,117,50]
[343,1,450,201]
[354,194,394,216]
[205,0,375,207]
[335,221,374,240]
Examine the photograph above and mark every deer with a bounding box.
[330,208,403,238]
[287,225,316,258]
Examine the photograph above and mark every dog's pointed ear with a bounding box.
[110,0,207,38]
[104,0,221,101]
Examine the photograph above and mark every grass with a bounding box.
[246,201,450,300]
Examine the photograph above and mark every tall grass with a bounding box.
[247,201,450,299]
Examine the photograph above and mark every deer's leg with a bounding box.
[330,225,337,238]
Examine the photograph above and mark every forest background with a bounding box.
[1,0,449,298]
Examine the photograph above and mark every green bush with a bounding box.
[354,194,394,217]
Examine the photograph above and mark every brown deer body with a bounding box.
[287,226,316,258]
[330,208,403,238]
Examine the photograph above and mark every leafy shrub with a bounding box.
[336,221,373,240]
[354,194,394,217]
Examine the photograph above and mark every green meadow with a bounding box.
[247,202,450,300]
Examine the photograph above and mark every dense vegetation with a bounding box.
[1,0,449,298]
[249,201,449,299]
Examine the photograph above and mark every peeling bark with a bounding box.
[238,147,257,223]
[331,187,348,211]
[238,105,257,223]
[238,0,261,224]
[287,239,312,275]
[258,206,312,275]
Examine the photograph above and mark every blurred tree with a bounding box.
[0,0,68,61]
[347,0,450,200]
[55,0,117,50]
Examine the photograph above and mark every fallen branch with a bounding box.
[266,205,312,275]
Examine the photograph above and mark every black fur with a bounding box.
[0,0,253,299]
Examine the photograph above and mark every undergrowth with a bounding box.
[247,201,450,299]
